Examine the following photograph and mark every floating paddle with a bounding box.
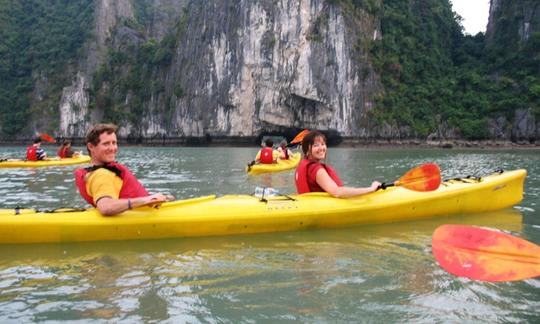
[379,163,441,192]
[432,224,540,282]
[39,133,56,143]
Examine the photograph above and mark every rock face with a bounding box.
[59,0,136,138]
[486,0,540,45]
[511,109,537,143]
[47,0,539,143]
[59,0,381,139]
[483,0,540,144]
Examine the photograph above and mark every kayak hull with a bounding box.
[0,155,90,168]
[0,169,526,244]
[246,152,301,174]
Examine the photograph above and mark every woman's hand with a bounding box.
[370,181,382,192]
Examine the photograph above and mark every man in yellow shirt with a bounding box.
[75,123,173,216]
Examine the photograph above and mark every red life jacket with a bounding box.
[57,146,68,158]
[260,147,274,164]
[26,146,38,161]
[295,159,343,194]
[74,162,149,206]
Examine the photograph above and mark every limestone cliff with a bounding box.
[59,0,135,138]
[20,0,537,144]
[486,0,540,45]
[59,0,381,140]
[485,0,540,143]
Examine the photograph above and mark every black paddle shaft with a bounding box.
[378,182,395,190]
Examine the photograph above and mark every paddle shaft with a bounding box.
[378,182,395,190]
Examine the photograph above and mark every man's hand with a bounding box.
[96,194,175,216]
[140,193,175,207]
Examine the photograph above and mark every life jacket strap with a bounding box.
[84,164,122,177]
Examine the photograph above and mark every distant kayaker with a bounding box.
[75,123,174,216]
[295,130,381,197]
[26,137,47,161]
[277,140,293,160]
[57,140,78,158]
[247,138,279,169]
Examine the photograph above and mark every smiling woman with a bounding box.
[295,130,381,197]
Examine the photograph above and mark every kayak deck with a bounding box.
[0,169,526,244]
[246,152,301,175]
[0,155,91,168]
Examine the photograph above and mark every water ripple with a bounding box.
[0,147,539,322]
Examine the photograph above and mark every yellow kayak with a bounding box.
[0,155,90,168]
[0,169,526,244]
[246,152,301,175]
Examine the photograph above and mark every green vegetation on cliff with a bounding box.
[367,0,462,138]
[0,0,94,137]
[367,0,539,140]
[91,4,186,135]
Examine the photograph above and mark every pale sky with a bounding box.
[450,0,491,35]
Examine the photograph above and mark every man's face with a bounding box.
[88,132,118,164]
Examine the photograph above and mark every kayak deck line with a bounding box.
[0,169,527,244]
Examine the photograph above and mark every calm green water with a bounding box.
[0,146,538,322]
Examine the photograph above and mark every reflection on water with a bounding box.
[0,210,536,322]
[0,146,539,322]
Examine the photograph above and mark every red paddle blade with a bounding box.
[290,129,310,145]
[40,133,56,143]
[432,224,540,282]
[395,163,441,192]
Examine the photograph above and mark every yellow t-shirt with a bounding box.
[85,168,123,205]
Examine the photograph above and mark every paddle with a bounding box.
[289,129,310,146]
[378,163,441,192]
[39,133,56,143]
[432,224,540,282]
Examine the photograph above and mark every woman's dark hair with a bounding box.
[301,131,326,156]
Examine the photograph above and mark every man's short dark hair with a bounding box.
[264,138,273,147]
[85,123,118,146]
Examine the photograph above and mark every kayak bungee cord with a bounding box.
[442,169,506,185]
[11,206,87,215]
